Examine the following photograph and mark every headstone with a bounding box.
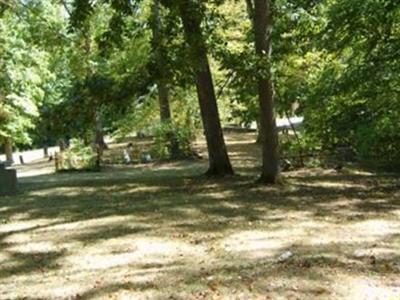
[0,164,17,196]
[137,131,146,139]
[123,150,131,164]
[336,146,355,162]
[44,147,49,158]
[140,153,152,164]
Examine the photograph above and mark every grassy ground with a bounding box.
[1,132,399,300]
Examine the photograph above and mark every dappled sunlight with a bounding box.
[16,159,56,178]
[0,218,54,234]
[7,241,57,254]
[26,183,167,197]
[301,180,369,190]
[1,132,399,299]
[198,190,236,200]
[0,206,10,213]
[350,219,400,236]
[316,197,363,209]
[334,276,400,300]
[353,247,399,260]
[220,212,318,259]
[221,229,295,258]
[66,236,207,271]
[393,209,400,217]
[307,220,400,245]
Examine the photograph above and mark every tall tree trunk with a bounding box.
[178,1,233,176]
[157,82,181,158]
[253,0,279,183]
[157,82,172,122]
[152,0,172,123]
[4,137,13,164]
[152,0,181,158]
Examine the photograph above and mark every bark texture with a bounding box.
[178,1,233,176]
[4,137,13,164]
[152,0,181,158]
[254,0,279,183]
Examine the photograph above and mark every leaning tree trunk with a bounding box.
[253,0,279,183]
[4,137,13,164]
[178,1,233,176]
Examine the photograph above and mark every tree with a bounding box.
[67,0,112,150]
[0,1,58,160]
[251,0,279,183]
[163,0,234,176]
[150,0,182,158]
[300,0,400,167]
[151,0,172,123]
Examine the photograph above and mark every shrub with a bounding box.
[57,139,98,171]
[355,114,400,169]
[151,122,195,160]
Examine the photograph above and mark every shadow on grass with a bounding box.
[72,224,151,244]
[1,164,399,235]
[0,249,65,279]
[60,236,400,300]
[0,133,399,299]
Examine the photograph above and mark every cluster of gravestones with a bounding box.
[123,149,152,164]
[0,162,17,196]
[122,142,153,165]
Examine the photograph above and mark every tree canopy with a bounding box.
[1,0,399,173]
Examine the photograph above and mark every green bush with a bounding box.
[280,133,322,168]
[355,114,400,169]
[151,122,195,160]
[57,139,98,171]
[303,95,400,170]
[280,133,320,157]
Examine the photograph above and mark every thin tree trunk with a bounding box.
[44,146,49,158]
[94,112,107,150]
[158,83,181,158]
[152,1,172,123]
[4,137,13,164]
[253,0,279,183]
[246,0,263,146]
[178,2,233,176]
[152,0,180,158]
[158,82,172,122]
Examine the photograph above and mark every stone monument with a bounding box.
[0,162,17,196]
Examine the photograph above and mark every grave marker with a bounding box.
[0,162,17,196]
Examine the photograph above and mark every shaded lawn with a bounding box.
[0,132,399,299]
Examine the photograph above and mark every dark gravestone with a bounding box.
[0,163,17,196]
